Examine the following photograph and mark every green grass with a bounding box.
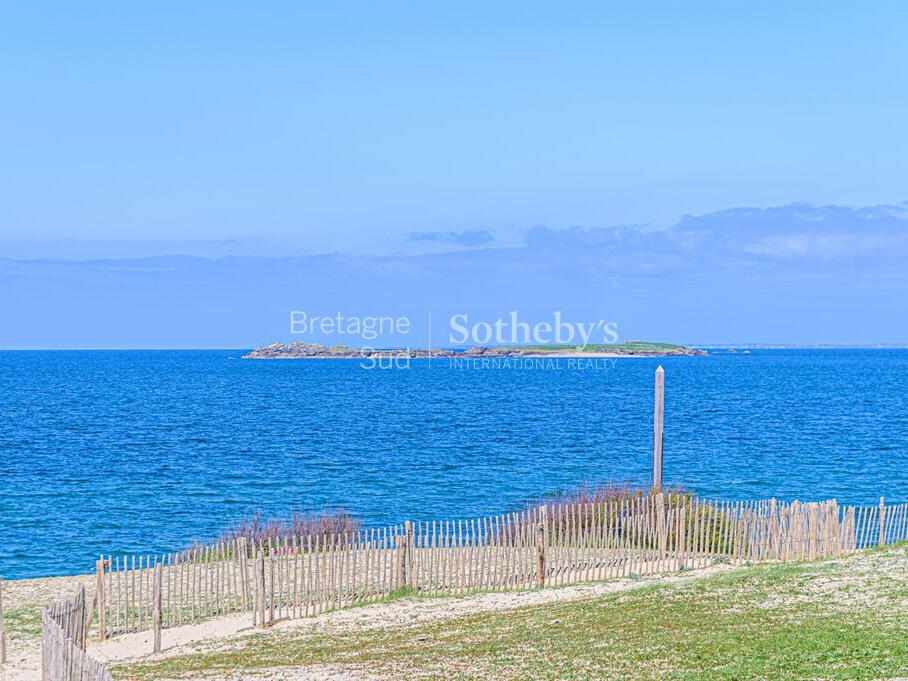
[496,341,695,353]
[3,606,43,639]
[114,546,908,681]
[347,585,417,609]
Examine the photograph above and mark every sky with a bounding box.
[1,1,907,347]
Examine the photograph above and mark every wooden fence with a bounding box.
[855,497,908,548]
[87,494,908,640]
[41,585,113,681]
[29,494,908,681]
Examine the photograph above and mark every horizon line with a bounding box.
[2,343,908,352]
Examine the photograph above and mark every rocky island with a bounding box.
[243,341,707,359]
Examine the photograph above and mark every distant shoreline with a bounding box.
[242,341,708,360]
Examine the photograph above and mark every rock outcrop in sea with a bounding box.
[242,342,707,359]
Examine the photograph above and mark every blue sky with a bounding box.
[1,1,907,346]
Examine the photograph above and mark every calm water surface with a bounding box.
[1,349,906,578]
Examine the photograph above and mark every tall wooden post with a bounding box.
[82,591,92,651]
[653,366,665,492]
[268,552,275,624]
[255,550,267,627]
[237,537,249,610]
[405,521,415,590]
[677,501,686,569]
[879,497,886,546]
[808,503,818,561]
[395,534,406,590]
[95,558,106,641]
[848,506,857,554]
[75,584,86,651]
[153,561,163,653]
[535,506,547,588]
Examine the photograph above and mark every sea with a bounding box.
[1,349,906,579]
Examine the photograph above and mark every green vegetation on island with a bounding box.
[496,340,700,353]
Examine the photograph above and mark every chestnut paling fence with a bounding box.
[84,494,907,638]
[41,585,114,681]
[30,494,908,681]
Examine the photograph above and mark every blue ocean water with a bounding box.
[1,349,906,579]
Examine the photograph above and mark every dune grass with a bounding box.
[114,544,907,681]
[190,508,360,551]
